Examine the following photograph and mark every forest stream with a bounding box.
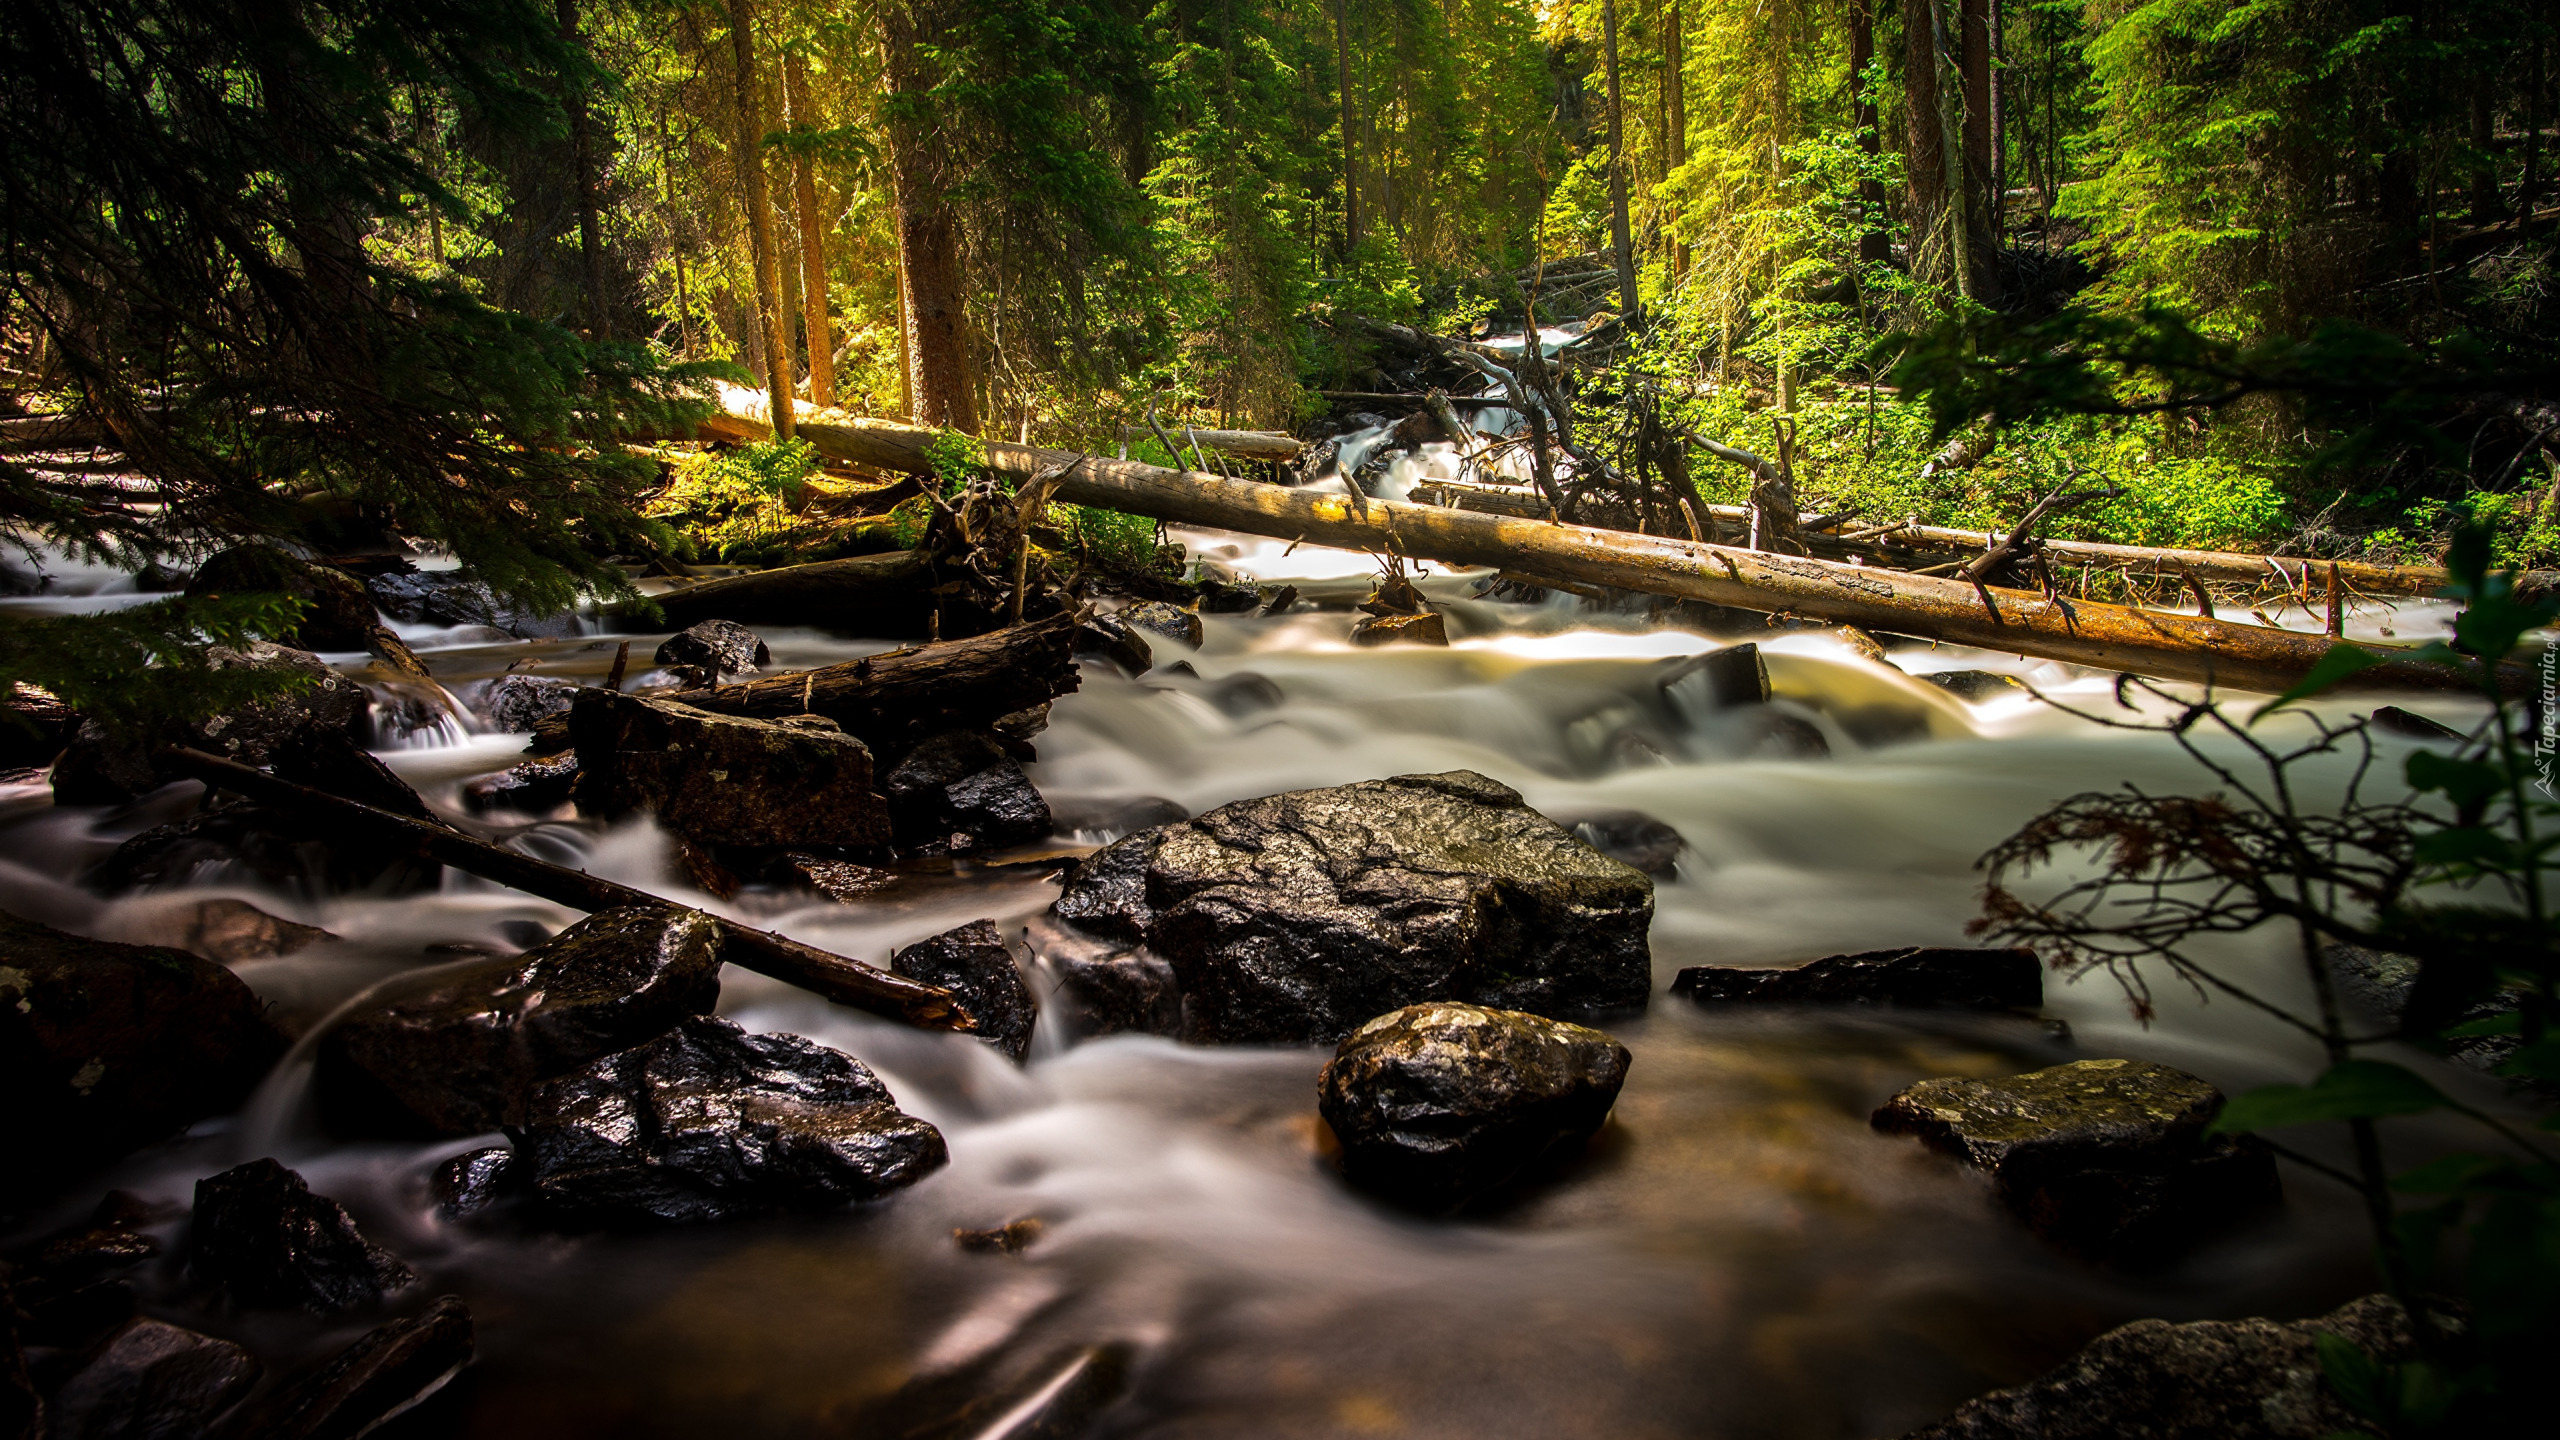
[0,524,2509,1440]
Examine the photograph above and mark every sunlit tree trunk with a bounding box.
[1601,0,1642,325]
[1667,0,1689,276]
[1851,0,1890,266]
[881,0,976,434]
[1902,0,1999,301]
[725,0,794,438]
[783,54,837,408]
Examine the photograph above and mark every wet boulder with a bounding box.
[367,569,578,638]
[52,642,368,805]
[891,921,1037,1061]
[1872,1058,2281,1265]
[508,1015,948,1223]
[461,753,580,815]
[318,907,724,1136]
[1118,601,1203,649]
[1048,794,1189,842]
[431,1148,516,1220]
[222,1295,475,1440]
[1318,1002,1631,1210]
[189,1159,416,1312]
[654,619,769,685]
[881,731,1051,854]
[1073,614,1153,677]
[478,674,579,733]
[1,683,78,772]
[41,1318,260,1440]
[187,545,378,652]
[0,911,285,1200]
[1899,1293,2420,1440]
[1349,611,1447,646]
[1674,946,2042,1010]
[1563,811,1684,877]
[1050,771,1654,1045]
[127,896,335,965]
[568,690,889,849]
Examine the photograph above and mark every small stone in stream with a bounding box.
[1872,1058,2282,1265]
[188,545,378,652]
[1920,669,2027,702]
[41,1318,261,1440]
[674,838,745,899]
[1565,812,1684,877]
[881,730,1051,854]
[1203,672,1285,717]
[190,1159,417,1311]
[654,619,770,680]
[462,752,580,815]
[51,642,369,805]
[1896,1293,2421,1440]
[2369,705,2464,742]
[320,907,724,1135]
[1074,614,1153,677]
[1660,643,1769,709]
[169,896,336,963]
[953,1217,1044,1254]
[1119,601,1203,649]
[991,704,1051,750]
[1051,771,1654,1045]
[221,1295,474,1440]
[1745,711,1831,759]
[508,1015,949,1223]
[1260,584,1299,616]
[1673,946,2042,1010]
[431,1148,516,1220]
[1195,580,1262,614]
[1350,611,1448,647]
[892,921,1038,1061]
[1047,795,1189,841]
[568,689,890,849]
[1318,1002,1632,1211]
[1050,950,1182,1038]
[781,852,898,901]
[478,674,579,733]
[0,910,285,1200]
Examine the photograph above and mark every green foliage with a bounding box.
[0,594,312,736]
[646,439,822,564]
[923,429,990,494]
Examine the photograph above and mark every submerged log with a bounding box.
[157,748,976,1032]
[708,394,2510,695]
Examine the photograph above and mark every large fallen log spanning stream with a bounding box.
[711,394,2507,694]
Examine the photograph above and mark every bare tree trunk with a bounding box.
[657,111,696,356]
[1963,0,2000,284]
[1601,0,1642,325]
[1852,0,1891,266]
[558,0,611,335]
[784,55,838,408]
[1667,0,1689,276]
[725,0,795,438]
[1335,0,1362,249]
[1903,0,1998,301]
[881,0,977,434]
[2525,39,2546,234]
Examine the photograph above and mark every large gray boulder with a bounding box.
[1049,771,1653,1044]
[568,689,890,849]
[318,907,724,1135]
[508,1016,947,1223]
[51,642,368,805]
[1318,1002,1630,1210]
[1872,1058,2281,1265]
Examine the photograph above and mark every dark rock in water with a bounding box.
[1872,1059,2281,1265]
[431,1148,516,1219]
[2326,940,2520,1076]
[1,683,78,771]
[1195,580,1262,614]
[654,619,769,682]
[42,1317,260,1440]
[569,689,889,849]
[478,674,579,733]
[11,1216,158,1350]
[891,921,1037,1061]
[1564,812,1684,877]
[1048,794,1189,841]
[157,896,335,964]
[1201,672,1284,717]
[1119,601,1203,649]
[1744,710,1831,759]
[190,1159,416,1312]
[222,1295,474,1440]
[1674,946,2042,1010]
[1049,949,1181,1039]
[508,1016,948,1222]
[1660,644,1770,709]
[52,642,367,805]
[2368,705,2462,742]
[1350,611,1448,646]
[462,753,580,815]
[1260,585,1299,615]
[1051,771,1654,1045]
[1919,670,2026,702]
[188,546,378,652]
[267,723,440,822]
[0,911,284,1200]
[779,852,897,902]
[1074,614,1152,677]
[367,569,578,638]
[1898,1293,2420,1440]
[881,731,1050,854]
[952,1217,1044,1253]
[319,907,724,1135]
[1318,1002,1632,1210]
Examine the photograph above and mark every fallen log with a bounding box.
[709,393,2513,695]
[1119,426,1302,462]
[629,549,936,635]
[158,748,976,1032]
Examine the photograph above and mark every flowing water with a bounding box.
[0,533,2511,1439]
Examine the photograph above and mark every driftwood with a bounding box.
[711,394,2513,695]
[158,747,976,1031]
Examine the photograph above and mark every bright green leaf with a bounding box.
[2251,643,2390,723]
[2211,1060,2450,1133]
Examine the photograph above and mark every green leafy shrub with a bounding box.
[646,438,822,564]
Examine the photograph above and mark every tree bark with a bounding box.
[725,0,795,438]
[1335,0,1362,249]
[1666,0,1689,274]
[1851,0,1891,265]
[1903,0,1999,300]
[1600,0,1643,325]
[783,55,838,408]
[882,0,978,434]
[557,0,611,335]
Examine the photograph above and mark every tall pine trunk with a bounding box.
[1851,0,1890,265]
[1902,0,2000,302]
[1335,0,1361,249]
[1667,1,1689,276]
[882,0,977,434]
[783,55,836,408]
[557,0,610,335]
[725,0,794,438]
[1601,0,1642,325]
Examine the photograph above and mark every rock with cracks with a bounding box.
[189,1159,417,1312]
[1898,1293,2421,1439]
[1872,1058,2281,1265]
[40,1317,261,1440]
[1318,1002,1631,1210]
[880,731,1051,854]
[508,1016,948,1223]
[1673,946,2042,1010]
[654,619,770,684]
[569,689,890,850]
[1050,770,1653,1045]
[477,674,579,733]
[51,642,369,805]
[220,1295,475,1440]
[319,907,725,1136]
[891,921,1037,1061]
